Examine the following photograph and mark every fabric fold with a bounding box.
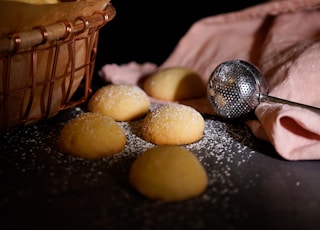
[251,104,320,160]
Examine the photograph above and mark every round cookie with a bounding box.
[141,104,205,145]
[88,84,151,121]
[143,66,206,101]
[58,112,126,159]
[129,145,208,202]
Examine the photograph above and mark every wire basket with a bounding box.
[0,1,116,132]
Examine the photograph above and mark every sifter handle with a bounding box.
[259,94,320,113]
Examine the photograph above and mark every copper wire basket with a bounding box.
[0,1,116,132]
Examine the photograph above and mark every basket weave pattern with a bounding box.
[0,3,115,131]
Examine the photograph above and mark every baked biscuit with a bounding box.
[58,112,126,159]
[141,103,205,145]
[129,145,208,202]
[143,67,206,101]
[88,84,151,121]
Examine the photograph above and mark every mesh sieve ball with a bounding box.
[207,59,268,119]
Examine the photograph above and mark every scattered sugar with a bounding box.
[0,104,275,224]
[3,107,248,174]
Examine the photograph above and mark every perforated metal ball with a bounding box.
[207,59,268,119]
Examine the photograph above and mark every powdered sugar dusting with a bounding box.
[1,104,255,186]
[1,104,262,226]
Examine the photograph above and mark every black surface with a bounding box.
[1,106,320,230]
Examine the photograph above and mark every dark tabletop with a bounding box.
[1,104,320,230]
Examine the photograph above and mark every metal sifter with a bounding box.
[207,59,320,119]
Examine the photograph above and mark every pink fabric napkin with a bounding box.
[99,0,320,161]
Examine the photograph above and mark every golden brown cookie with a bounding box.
[129,145,208,202]
[141,104,205,145]
[143,67,206,101]
[87,84,151,121]
[58,112,126,159]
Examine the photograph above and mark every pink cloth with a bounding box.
[99,0,320,160]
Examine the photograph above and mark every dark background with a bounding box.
[94,0,267,73]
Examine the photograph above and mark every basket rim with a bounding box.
[0,2,116,53]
